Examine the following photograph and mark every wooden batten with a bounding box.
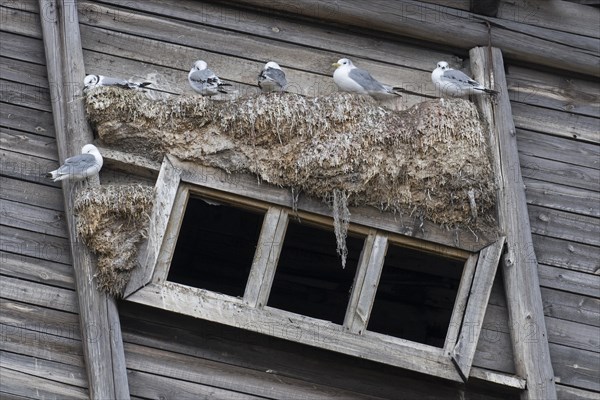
[470,47,557,400]
[38,0,130,398]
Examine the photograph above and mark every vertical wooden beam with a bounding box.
[470,47,557,400]
[38,0,130,398]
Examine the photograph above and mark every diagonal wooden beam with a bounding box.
[38,0,130,398]
[470,46,557,400]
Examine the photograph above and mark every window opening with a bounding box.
[267,219,364,324]
[167,196,265,297]
[367,243,464,347]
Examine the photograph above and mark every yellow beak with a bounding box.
[332,62,341,68]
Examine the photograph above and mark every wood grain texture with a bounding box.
[0,224,71,265]
[0,367,88,400]
[471,47,557,399]
[0,176,64,212]
[0,198,67,238]
[0,250,74,289]
[537,263,600,298]
[0,102,55,138]
[524,178,599,218]
[532,234,600,274]
[0,31,45,64]
[528,204,600,246]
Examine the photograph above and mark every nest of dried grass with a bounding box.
[86,87,496,265]
[74,184,154,297]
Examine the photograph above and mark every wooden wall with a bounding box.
[0,1,90,397]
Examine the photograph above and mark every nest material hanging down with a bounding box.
[74,184,154,297]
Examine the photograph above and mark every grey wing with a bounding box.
[265,68,287,87]
[190,69,218,85]
[442,69,481,87]
[348,68,387,92]
[99,76,131,88]
[58,153,96,174]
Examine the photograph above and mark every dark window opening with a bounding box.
[168,196,264,297]
[267,219,364,324]
[368,244,464,347]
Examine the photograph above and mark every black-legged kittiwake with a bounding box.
[332,58,402,100]
[431,61,498,97]
[188,60,231,96]
[46,144,103,182]
[258,61,287,92]
[84,74,152,90]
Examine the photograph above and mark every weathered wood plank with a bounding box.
[0,32,45,64]
[128,370,270,400]
[0,323,85,367]
[0,275,78,313]
[0,78,52,112]
[520,152,600,192]
[556,383,600,400]
[507,65,600,118]
[0,250,74,289]
[473,326,516,373]
[528,204,600,246]
[532,234,600,274]
[39,0,129,397]
[244,207,288,308]
[0,367,88,400]
[453,238,505,381]
[0,176,64,212]
[0,351,87,390]
[511,102,600,144]
[471,47,556,399]
[344,233,387,335]
[550,343,600,392]
[524,178,599,218]
[123,155,180,297]
[0,198,68,238]
[497,0,600,38]
[538,263,600,299]
[517,129,600,170]
[0,56,48,88]
[0,5,42,38]
[0,148,60,188]
[220,0,600,77]
[0,299,81,340]
[124,341,389,400]
[0,102,54,137]
[1,129,58,161]
[0,225,71,265]
[541,287,600,327]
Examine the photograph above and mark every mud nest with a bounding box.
[74,184,154,297]
[86,87,496,264]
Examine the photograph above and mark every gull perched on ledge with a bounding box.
[188,60,232,96]
[432,61,498,97]
[258,61,288,92]
[332,58,403,100]
[46,144,103,182]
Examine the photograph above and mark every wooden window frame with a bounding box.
[124,154,505,383]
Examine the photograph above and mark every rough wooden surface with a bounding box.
[470,46,557,399]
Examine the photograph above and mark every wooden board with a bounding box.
[556,384,600,400]
[532,234,600,274]
[537,263,600,299]
[0,55,48,88]
[524,178,599,218]
[528,204,600,246]
[0,78,52,112]
[0,176,64,212]
[0,250,75,289]
[0,102,55,137]
[0,31,46,64]
[0,367,88,400]
[0,224,71,265]
[540,287,600,327]
[0,275,78,313]
[0,198,68,238]
[519,152,600,192]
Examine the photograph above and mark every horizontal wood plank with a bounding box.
[520,152,600,191]
[556,383,600,400]
[0,101,54,137]
[0,367,88,400]
[0,224,72,265]
[541,287,600,327]
[528,204,600,246]
[550,343,600,392]
[0,6,42,38]
[0,275,78,313]
[538,263,600,299]
[0,31,46,65]
[0,250,74,289]
[524,178,599,218]
[0,176,64,212]
[1,129,57,162]
[0,78,52,112]
[0,198,68,238]
[1,148,61,187]
[0,55,48,88]
[532,234,600,274]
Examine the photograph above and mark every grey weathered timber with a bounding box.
[470,46,557,399]
[123,155,181,297]
[452,237,505,381]
[38,0,129,398]
[0,367,89,400]
[244,207,289,308]
[222,0,599,77]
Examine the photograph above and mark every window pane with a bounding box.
[167,196,264,297]
[368,244,464,347]
[267,219,364,324]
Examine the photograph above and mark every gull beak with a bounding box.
[332,62,341,68]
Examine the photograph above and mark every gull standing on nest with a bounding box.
[258,61,288,92]
[46,144,103,182]
[332,58,403,100]
[431,61,498,97]
[188,60,231,96]
[84,74,152,90]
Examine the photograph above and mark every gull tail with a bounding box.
[219,83,233,87]
[138,82,152,88]
[483,88,498,95]
[44,170,58,181]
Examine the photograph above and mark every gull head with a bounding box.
[332,58,353,69]
[81,144,99,155]
[84,74,99,87]
[191,60,208,71]
[437,61,449,70]
[264,61,282,70]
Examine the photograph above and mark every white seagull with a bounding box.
[332,58,402,100]
[84,74,151,90]
[188,60,231,96]
[431,61,498,97]
[46,144,103,182]
[258,61,288,92]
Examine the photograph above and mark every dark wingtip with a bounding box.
[139,82,152,88]
[219,83,233,87]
